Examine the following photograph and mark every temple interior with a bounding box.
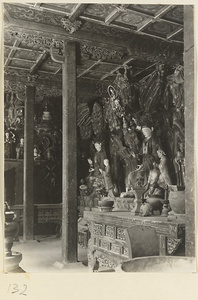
[3,3,195,273]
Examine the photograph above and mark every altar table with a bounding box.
[84,211,185,271]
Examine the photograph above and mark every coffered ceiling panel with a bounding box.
[114,11,151,30]
[82,4,116,20]
[143,21,181,38]
[162,5,183,25]
[9,59,33,69]
[13,49,39,61]
[127,4,166,16]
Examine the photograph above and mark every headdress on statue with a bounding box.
[92,135,105,146]
[107,85,117,99]
[139,113,154,129]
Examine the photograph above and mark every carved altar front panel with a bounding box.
[85,211,185,271]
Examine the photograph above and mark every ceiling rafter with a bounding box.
[4,39,21,67]
[55,67,62,75]
[167,27,183,40]
[4,44,43,54]
[133,63,157,77]
[30,50,49,75]
[77,59,101,78]
[4,57,36,63]
[69,4,88,22]
[100,56,135,81]
[6,66,30,71]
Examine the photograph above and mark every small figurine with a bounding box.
[173,142,185,186]
[4,129,16,158]
[34,145,41,161]
[103,159,114,198]
[16,137,24,159]
[157,148,172,188]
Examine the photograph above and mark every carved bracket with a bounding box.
[61,17,82,34]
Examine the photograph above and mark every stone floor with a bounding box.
[11,235,114,273]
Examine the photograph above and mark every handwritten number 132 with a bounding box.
[7,284,27,296]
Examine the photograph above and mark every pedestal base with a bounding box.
[167,212,185,221]
[130,188,144,216]
[4,251,22,272]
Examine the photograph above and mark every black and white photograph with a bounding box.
[1,1,197,296]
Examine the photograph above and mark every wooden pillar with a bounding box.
[23,84,35,240]
[62,41,78,263]
[184,6,195,256]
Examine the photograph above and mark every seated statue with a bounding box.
[140,166,164,217]
[143,166,164,200]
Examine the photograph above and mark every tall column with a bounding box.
[62,41,78,263]
[184,6,195,256]
[23,80,35,240]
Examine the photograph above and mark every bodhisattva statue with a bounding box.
[133,122,160,187]
[93,142,115,198]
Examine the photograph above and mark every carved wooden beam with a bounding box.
[30,50,49,75]
[69,4,88,22]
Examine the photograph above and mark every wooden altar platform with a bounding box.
[84,211,185,271]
